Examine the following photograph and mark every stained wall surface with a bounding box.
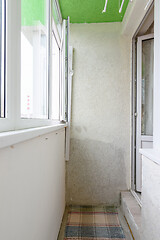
[66,23,131,206]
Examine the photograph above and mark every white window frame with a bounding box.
[0,0,68,133]
[0,0,6,118]
[136,33,154,192]
[60,17,69,122]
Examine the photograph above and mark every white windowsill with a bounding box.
[0,123,68,149]
[140,148,160,166]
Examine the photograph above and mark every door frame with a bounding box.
[131,2,154,204]
[136,33,154,192]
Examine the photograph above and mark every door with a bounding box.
[136,34,154,192]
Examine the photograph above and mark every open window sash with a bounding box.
[65,46,73,160]
[51,0,62,40]
[60,17,69,122]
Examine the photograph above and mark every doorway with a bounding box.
[136,34,154,192]
[131,3,154,198]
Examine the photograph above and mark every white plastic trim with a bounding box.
[144,0,152,10]
[0,123,67,149]
[130,189,142,208]
[140,148,160,166]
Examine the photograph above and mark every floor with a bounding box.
[58,206,133,240]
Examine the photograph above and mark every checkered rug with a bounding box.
[64,206,126,240]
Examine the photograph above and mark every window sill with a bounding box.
[0,123,68,149]
[140,148,160,166]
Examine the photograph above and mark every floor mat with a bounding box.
[64,206,126,240]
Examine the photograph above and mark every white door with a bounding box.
[136,34,154,192]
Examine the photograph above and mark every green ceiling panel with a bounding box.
[59,0,129,23]
[22,0,46,26]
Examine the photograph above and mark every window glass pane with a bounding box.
[52,0,62,38]
[51,34,60,120]
[141,39,154,135]
[0,0,5,118]
[21,0,48,119]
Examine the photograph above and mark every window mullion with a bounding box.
[48,0,52,120]
[7,0,21,131]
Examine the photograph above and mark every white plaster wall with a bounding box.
[67,23,131,206]
[0,129,65,240]
[141,156,160,240]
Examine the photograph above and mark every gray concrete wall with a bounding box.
[66,23,131,206]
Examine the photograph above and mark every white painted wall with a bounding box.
[67,23,131,206]
[140,1,160,239]
[141,156,160,240]
[0,128,65,240]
